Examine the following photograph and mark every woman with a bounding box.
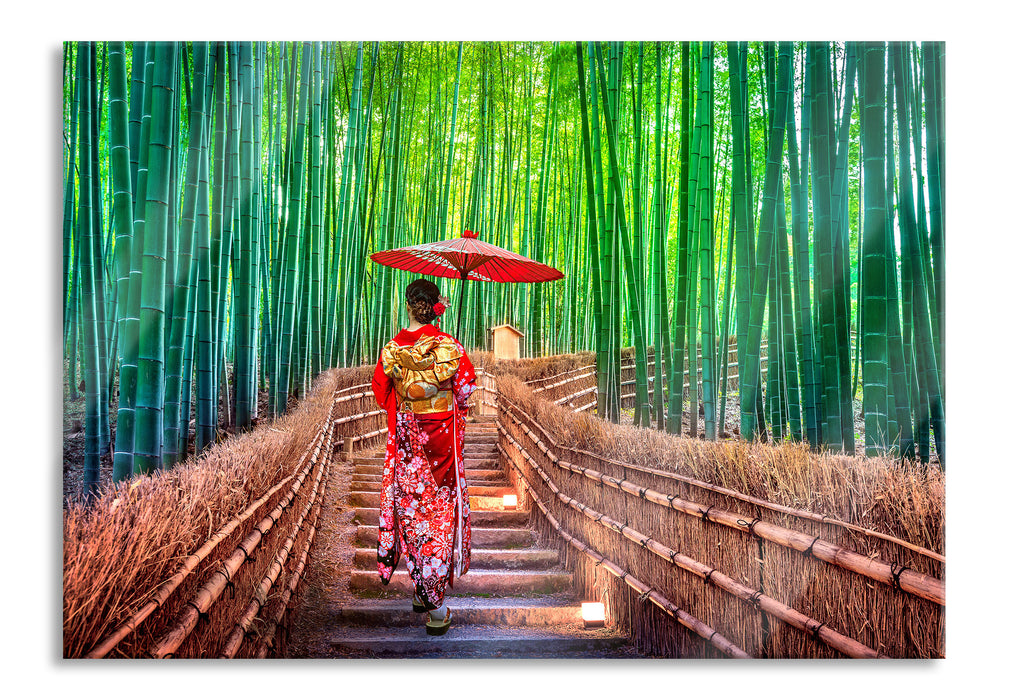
[371,278,476,635]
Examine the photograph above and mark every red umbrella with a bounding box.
[370,229,563,338]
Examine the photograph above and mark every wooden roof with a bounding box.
[490,323,525,337]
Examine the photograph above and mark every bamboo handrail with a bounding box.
[498,393,945,564]
[500,441,750,658]
[83,474,298,659]
[253,478,326,659]
[333,408,384,425]
[562,441,946,564]
[149,402,337,657]
[83,397,338,659]
[555,385,597,406]
[532,371,596,395]
[501,433,883,658]
[525,364,597,387]
[333,390,374,405]
[497,397,945,606]
[219,412,334,658]
[333,382,373,396]
[338,425,389,447]
[620,363,768,389]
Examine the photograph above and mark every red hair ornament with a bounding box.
[431,297,448,327]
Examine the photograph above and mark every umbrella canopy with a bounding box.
[369,229,563,283]
[370,230,564,341]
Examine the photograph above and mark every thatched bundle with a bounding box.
[493,369,944,659]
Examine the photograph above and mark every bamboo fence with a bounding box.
[485,363,944,659]
[64,365,389,658]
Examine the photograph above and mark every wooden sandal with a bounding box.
[412,592,426,613]
[425,607,452,636]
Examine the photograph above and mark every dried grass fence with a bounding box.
[487,357,944,659]
[63,365,388,658]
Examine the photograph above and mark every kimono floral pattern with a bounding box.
[373,327,476,610]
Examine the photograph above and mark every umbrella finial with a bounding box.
[462,229,479,239]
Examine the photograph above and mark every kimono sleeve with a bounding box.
[372,347,398,432]
[452,346,477,411]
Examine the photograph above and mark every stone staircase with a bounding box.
[321,415,633,658]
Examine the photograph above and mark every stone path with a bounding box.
[287,415,637,658]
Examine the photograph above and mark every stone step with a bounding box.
[323,624,629,658]
[351,477,507,492]
[354,547,559,570]
[352,465,503,479]
[349,490,513,509]
[319,596,582,627]
[350,478,510,492]
[351,456,499,469]
[357,525,535,549]
[351,471,506,483]
[353,507,529,528]
[349,569,571,596]
[464,438,499,444]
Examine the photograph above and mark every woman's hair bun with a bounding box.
[406,279,441,324]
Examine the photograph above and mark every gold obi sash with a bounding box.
[400,389,454,414]
[381,334,461,415]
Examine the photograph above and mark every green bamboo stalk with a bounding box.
[106,41,134,481]
[63,46,79,359]
[893,41,944,465]
[275,42,313,414]
[88,43,111,456]
[76,42,102,495]
[831,45,857,453]
[134,41,178,475]
[740,41,792,442]
[575,42,605,403]
[234,41,255,429]
[163,42,209,467]
[201,42,227,443]
[922,42,944,398]
[113,42,154,479]
[727,41,755,423]
[668,41,692,434]
[856,42,890,457]
[214,43,240,429]
[697,42,717,440]
[653,41,674,433]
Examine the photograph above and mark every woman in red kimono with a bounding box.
[371,278,476,635]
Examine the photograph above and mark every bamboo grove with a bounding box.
[62,40,944,495]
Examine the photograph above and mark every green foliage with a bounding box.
[62,40,945,479]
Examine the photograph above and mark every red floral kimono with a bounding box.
[371,323,476,610]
